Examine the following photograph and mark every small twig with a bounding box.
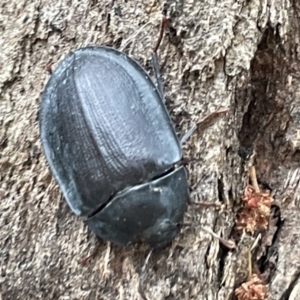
[140,250,152,279]
[247,234,261,280]
[202,227,237,250]
[249,166,260,193]
[138,250,153,300]
[250,233,261,252]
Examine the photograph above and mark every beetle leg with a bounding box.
[180,108,229,144]
[77,242,101,266]
[152,5,168,100]
[151,53,163,99]
[45,62,53,74]
[180,123,197,144]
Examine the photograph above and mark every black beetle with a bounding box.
[39,45,189,248]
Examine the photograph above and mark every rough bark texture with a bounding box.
[1,0,300,299]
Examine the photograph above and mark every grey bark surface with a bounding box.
[0,0,299,299]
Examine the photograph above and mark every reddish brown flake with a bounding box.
[235,185,273,233]
[235,273,268,300]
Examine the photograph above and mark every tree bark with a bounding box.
[1,0,299,299]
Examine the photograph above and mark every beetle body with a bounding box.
[39,46,189,248]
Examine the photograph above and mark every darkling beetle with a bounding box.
[39,13,194,248]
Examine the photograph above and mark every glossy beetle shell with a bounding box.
[39,46,189,247]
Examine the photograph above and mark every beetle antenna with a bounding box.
[152,5,168,99]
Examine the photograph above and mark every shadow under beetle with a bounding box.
[39,15,191,248]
